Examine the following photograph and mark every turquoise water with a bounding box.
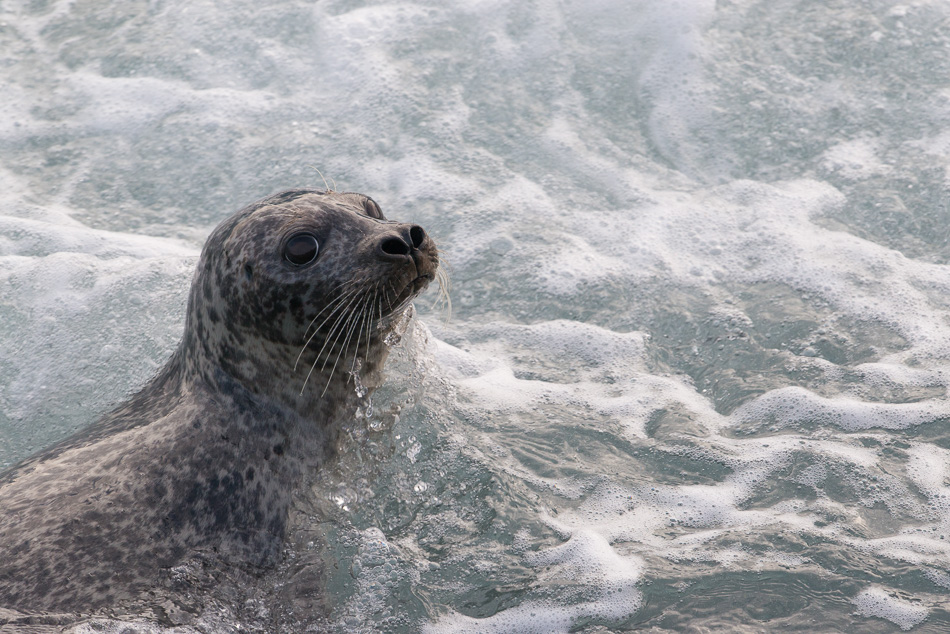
[1,0,949,631]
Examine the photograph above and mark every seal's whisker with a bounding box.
[306,165,335,193]
[434,266,452,321]
[300,287,356,349]
[390,284,420,319]
[338,294,370,371]
[390,296,414,317]
[303,279,360,334]
[301,283,357,337]
[321,294,367,397]
[316,289,366,369]
[386,282,399,311]
[388,280,418,316]
[376,287,384,331]
[348,289,370,376]
[349,291,373,376]
[294,285,364,372]
[363,284,379,356]
[364,283,379,360]
[300,287,367,393]
[303,279,365,334]
[301,311,350,394]
[322,285,373,371]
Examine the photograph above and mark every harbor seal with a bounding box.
[0,189,439,622]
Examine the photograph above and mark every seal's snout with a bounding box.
[373,220,438,309]
[378,224,428,259]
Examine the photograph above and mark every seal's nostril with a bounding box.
[381,236,411,256]
[409,225,426,249]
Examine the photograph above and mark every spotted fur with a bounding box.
[0,190,438,620]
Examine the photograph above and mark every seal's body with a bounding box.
[0,189,438,616]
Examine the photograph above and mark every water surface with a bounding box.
[1,0,949,631]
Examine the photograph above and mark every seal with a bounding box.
[0,189,439,620]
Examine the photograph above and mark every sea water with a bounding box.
[1,0,949,631]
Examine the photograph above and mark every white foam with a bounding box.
[68,620,197,634]
[435,319,712,441]
[906,443,950,498]
[851,586,929,630]
[731,385,950,431]
[426,527,642,634]
[821,138,891,180]
[0,213,196,260]
[0,213,196,465]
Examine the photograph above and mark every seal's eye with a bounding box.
[362,198,383,219]
[284,233,319,266]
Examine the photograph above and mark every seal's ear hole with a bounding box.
[363,198,383,219]
[284,233,320,266]
[244,264,254,280]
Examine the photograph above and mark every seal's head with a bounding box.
[181,189,438,414]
